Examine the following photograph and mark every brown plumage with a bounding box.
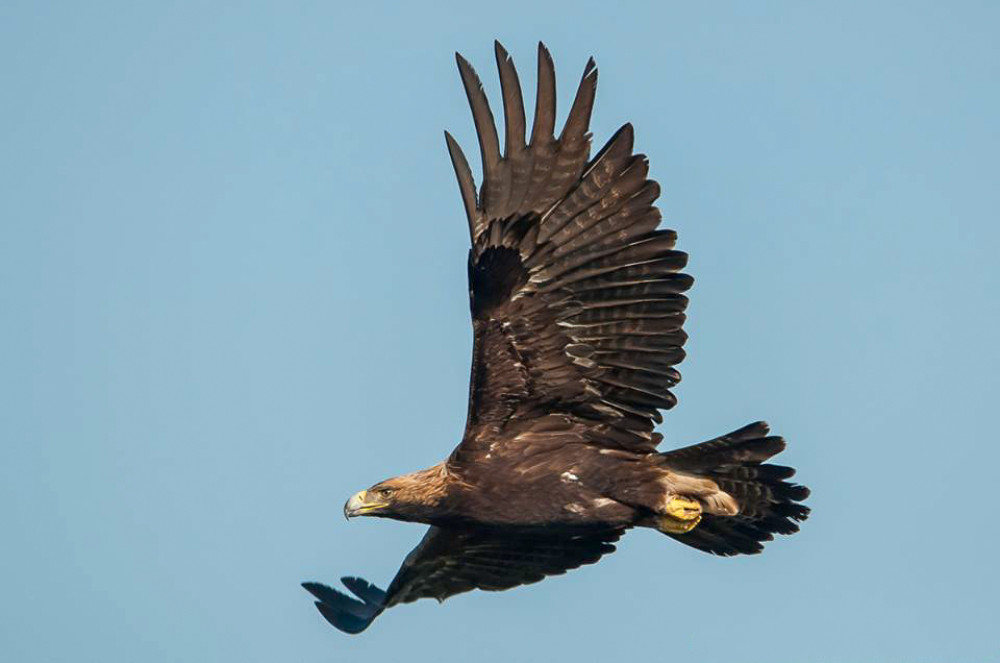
[302,42,810,634]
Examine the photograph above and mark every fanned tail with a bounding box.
[660,421,811,556]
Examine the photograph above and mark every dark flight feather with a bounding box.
[445,131,478,241]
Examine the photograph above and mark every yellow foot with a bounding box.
[657,496,703,534]
[665,496,702,521]
[657,514,701,534]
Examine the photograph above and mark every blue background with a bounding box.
[3,2,998,661]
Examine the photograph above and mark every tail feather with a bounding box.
[661,421,810,556]
[660,421,785,470]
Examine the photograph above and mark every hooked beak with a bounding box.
[344,490,366,519]
[344,489,388,519]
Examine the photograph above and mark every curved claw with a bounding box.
[665,496,702,521]
[657,496,703,534]
[656,513,702,534]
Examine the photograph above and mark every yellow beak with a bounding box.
[344,490,367,519]
[344,489,390,519]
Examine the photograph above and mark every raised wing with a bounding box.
[303,525,621,634]
[448,43,691,461]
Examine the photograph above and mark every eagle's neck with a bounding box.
[399,463,453,507]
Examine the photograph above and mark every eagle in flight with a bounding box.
[302,42,810,634]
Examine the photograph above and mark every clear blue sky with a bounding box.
[3,2,998,661]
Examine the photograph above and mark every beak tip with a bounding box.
[343,490,366,520]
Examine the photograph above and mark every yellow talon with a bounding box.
[657,513,702,534]
[657,496,703,534]
[665,496,702,521]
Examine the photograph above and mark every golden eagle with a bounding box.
[303,42,810,634]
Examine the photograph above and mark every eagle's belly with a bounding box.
[449,449,649,527]
[463,478,635,527]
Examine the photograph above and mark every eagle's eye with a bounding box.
[376,487,394,499]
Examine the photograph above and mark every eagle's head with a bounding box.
[344,464,452,523]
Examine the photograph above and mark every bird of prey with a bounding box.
[302,42,810,634]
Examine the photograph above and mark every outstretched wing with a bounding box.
[447,43,691,462]
[302,525,621,634]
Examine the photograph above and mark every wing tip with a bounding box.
[301,580,336,600]
[302,578,383,635]
[537,40,552,62]
[494,39,510,61]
